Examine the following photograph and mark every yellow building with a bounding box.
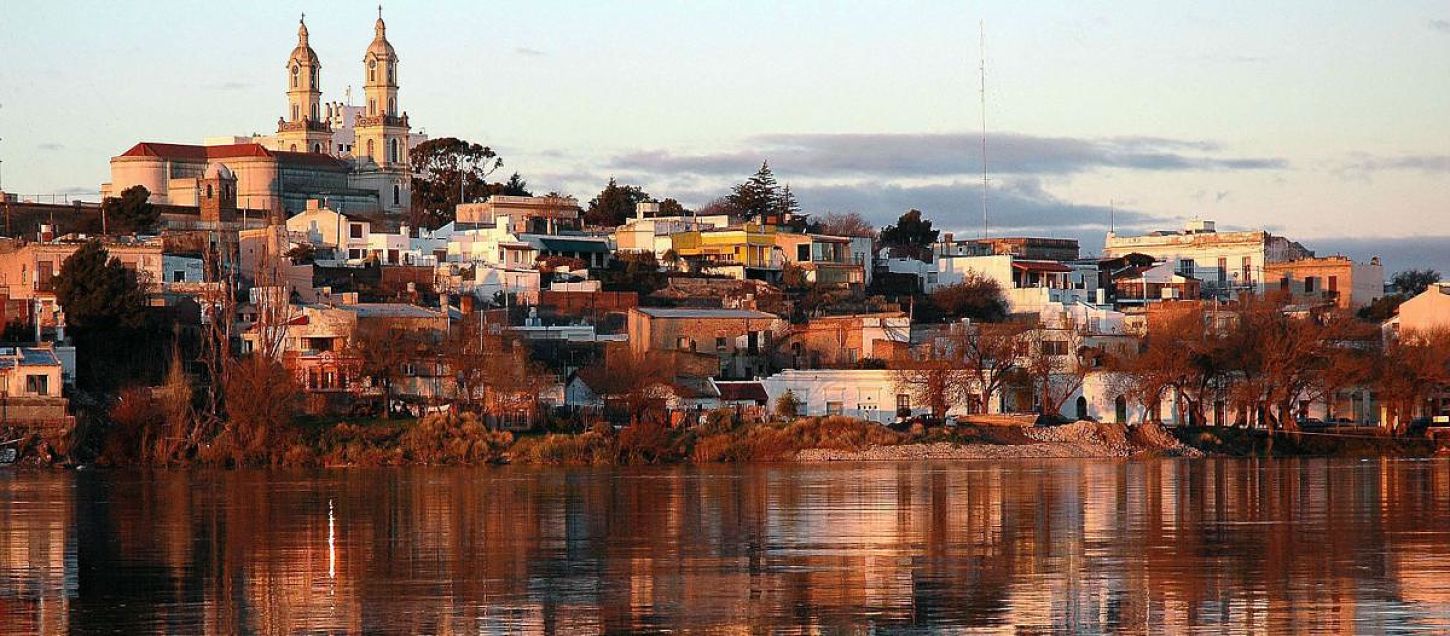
[668,223,780,279]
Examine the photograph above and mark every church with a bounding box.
[101,10,422,217]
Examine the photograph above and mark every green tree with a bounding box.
[101,185,158,234]
[53,240,157,391]
[409,137,504,228]
[658,198,688,215]
[880,209,939,260]
[1392,269,1441,296]
[727,161,781,222]
[585,178,652,227]
[499,172,532,197]
[774,389,803,420]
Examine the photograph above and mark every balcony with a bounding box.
[354,113,409,128]
[276,119,333,133]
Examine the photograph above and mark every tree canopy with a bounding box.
[815,211,877,238]
[1392,269,1441,296]
[54,240,157,390]
[102,185,158,234]
[585,178,651,227]
[409,137,505,228]
[880,209,939,259]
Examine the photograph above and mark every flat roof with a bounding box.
[635,307,779,320]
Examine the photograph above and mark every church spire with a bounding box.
[278,13,331,153]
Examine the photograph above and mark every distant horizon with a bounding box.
[1,0,1446,272]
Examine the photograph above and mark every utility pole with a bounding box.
[979,20,989,239]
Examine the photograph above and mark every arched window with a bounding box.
[312,143,321,154]
[389,61,396,83]
[388,97,395,115]
[368,58,376,82]
[311,68,318,85]
[389,138,399,163]
[1114,396,1128,424]
[206,184,214,198]
[311,102,319,120]
[292,104,299,121]
[291,65,299,87]
[393,184,400,205]
[1076,396,1088,420]
[366,139,375,158]
[290,144,297,152]
[368,99,376,116]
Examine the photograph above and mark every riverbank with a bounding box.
[7,414,1440,468]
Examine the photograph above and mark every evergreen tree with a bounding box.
[101,185,159,234]
[658,198,688,216]
[880,209,939,259]
[585,178,652,227]
[499,172,532,197]
[775,183,801,219]
[53,240,158,391]
[727,161,780,222]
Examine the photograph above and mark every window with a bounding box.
[292,104,299,121]
[290,144,297,152]
[1241,256,1252,282]
[896,393,911,416]
[368,58,376,82]
[826,402,843,416]
[311,102,319,121]
[716,336,728,352]
[205,184,213,198]
[1328,275,1339,292]
[25,375,48,396]
[393,184,401,205]
[1178,258,1195,276]
[172,270,185,283]
[1041,340,1069,356]
[389,138,400,163]
[349,223,364,239]
[369,99,376,116]
[1217,257,1227,285]
[291,64,299,87]
[1304,276,1317,293]
[389,97,396,115]
[797,244,810,262]
[366,139,375,158]
[1280,276,1290,292]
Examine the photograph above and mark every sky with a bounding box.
[1,0,1447,272]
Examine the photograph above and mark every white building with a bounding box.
[1104,219,1313,299]
[761,369,932,424]
[933,253,1102,315]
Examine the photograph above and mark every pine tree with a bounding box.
[775,183,801,219]
[727,161,780,222]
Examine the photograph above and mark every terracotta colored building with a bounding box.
[626,307,784,379]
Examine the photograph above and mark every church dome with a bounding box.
[205,162,235,180]
[367,10,396,59]
[290,16,320,66]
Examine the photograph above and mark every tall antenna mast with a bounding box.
[1110,199,1116,234]
[979,20,989,239]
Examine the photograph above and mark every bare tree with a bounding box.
[894,322,1026,418]
[815,211,877,239]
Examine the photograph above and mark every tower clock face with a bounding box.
[292,65,299,76]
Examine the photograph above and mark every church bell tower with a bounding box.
[276,15,333,154]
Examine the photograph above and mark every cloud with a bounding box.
[36,142,63,151]
[514,47,546,57]
[610,132,1286,179]
[1343,153,1450,174]
[1430,19,1450,33]
[1311,235,1450,275]
[788,180,1160,239]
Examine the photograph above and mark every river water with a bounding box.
[4,458,1450,634]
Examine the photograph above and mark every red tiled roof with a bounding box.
[716,381,768,404]
[118,142,348,169]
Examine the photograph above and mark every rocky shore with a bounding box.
[797,421,1204,462]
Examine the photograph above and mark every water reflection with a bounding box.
[5,459,1450,633]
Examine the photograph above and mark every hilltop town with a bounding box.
[1,14,1446,466]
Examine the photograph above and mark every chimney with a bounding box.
[943,232,954,244]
